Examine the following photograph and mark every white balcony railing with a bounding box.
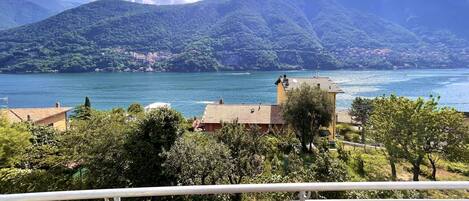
[1,181,468,201]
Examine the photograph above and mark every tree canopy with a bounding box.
[282,84,334,152]
[367,95,469,181]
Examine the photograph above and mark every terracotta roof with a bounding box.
[201,104,284,125]
[1,107,72,123]
[276,76,344,93]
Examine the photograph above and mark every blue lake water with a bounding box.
[1,69,468,117]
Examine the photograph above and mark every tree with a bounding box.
[282,84,334,152]
[349,97,374,143]
[84,97,91,108]
[127,103,144,114]
[61,109,130,189]
[23,125,61,170]
[418,104,469,180]
[72,97,93,120]
[215,122,266,201]
[125,108,184,187]
[163,133,231,185]
[311,144,349,199]
[0,118,31,168]
[367,95,469,181]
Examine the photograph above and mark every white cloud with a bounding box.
[126,0,201,5]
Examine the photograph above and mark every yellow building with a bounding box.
[275,75,344,140]
[1,103,72,131]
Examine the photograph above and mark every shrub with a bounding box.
[351,133,361,143]
[446,162,469,176]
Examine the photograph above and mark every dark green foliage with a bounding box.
[1,0,468,73]
[22,125,60,170]
[349,97,374,143]
[125,107,184,187]
[353,155,366,177]
[61,110,130,189]
[84,96,91,108]
[127,103,144,114]
[215,122,266,185]
[164,133,231,185]
[71,97,92,120]
[282,84,334,152]
[0,168,76,194]
[312,152,349,199]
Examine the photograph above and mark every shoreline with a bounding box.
[1,67,469,75]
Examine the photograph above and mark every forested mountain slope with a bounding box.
[0,0,468,73]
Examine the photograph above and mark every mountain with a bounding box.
[0,0,204,31]
[0,0,53,30]
[0,0,83,30]
[0,0,468,73]
[336,0,469,40]
[126,0,201,5]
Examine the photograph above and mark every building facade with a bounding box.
[1,104,72,131]
[200,75,343,140]
[201,104,284,133]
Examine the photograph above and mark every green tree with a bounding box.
[163,133,231,185]
[72,97,93,120]
[23,125,61,170]
[417,103,469,180]
[367,95,469,181]
[282,84,334,152]
[127,103,144,114]
[312,149,349,199]
[84,97,91,108]
[61,109,130,189]
[215,122,266,201]
[125,108,184,187]
[349,97,374,143]
[0,118,31,168]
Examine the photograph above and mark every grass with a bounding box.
[337,144,469,198]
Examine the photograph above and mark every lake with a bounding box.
[1,69,468,117]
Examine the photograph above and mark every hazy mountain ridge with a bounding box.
[0,0,55,30]
[0,0,468,73]
[0,0,197,30]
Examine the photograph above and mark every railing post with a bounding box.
[104,198,110,201]
[113,197,121,201]
[298,191,306,201]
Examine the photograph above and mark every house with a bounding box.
[200,75,344,140]
[1,103,72,131]
[201,103,284,132]
[275,75,344,140]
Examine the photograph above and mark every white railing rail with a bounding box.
[1,181,469,201]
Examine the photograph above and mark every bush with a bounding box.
[351,133,361,143]
[446,162,469,176]
[0,168,74,193]
[353,155,366,177]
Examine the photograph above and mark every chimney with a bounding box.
[219,98,224,104]
[55,102,60,108]
[27,115,31,122]
[282,74,289,86]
